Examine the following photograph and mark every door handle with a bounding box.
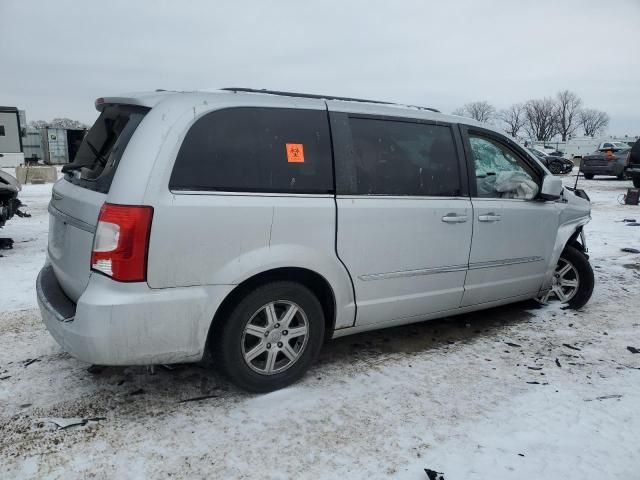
[442,214,468,223]
[478,213,501,222]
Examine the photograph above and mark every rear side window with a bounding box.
[170,107,333,194]
[347,118,461,196]
[63,105,148,193]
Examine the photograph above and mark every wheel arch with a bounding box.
[205,267,337,355]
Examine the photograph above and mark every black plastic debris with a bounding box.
[623,218,637,223]
[621,248,640,254]
[626,223,640,226]
[505,342,522,348]
[627,346,640,354]
[563,343,581,351]
[555,358,562,368]
[424,468,445,480]
[178,394,219,404]
[23,358,40,367]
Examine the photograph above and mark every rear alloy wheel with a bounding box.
[537,245,594,309]
[548,161,563,175]
[215,281,325,392]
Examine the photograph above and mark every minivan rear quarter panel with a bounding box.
[142,95,356,330]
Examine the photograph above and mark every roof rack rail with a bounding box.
[221,87,440,113]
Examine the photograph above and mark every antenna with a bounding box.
[573,157,581,189]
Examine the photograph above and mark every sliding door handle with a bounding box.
[442,214,468,223]
[478,213,501,222]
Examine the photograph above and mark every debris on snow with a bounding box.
[621,248,640,254]
[627,346,640,354]
[563,344,582,351]
[424,468,445,480]
[178,394,219,404]
[46,417,106,430]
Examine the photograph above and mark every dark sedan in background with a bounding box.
[579,145,631,180]
[527,148,574,174]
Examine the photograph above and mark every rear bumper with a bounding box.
[37,264,233,365]
[580,163,624,176]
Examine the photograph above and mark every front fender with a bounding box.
[539,191,591,292]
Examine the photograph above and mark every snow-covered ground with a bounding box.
[1,172,639,479]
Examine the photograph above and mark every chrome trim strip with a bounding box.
[359,264,468,281]
[47,204,96,234]
[468,256,544,269]
[360,256,544,281]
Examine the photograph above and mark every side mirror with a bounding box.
[539,175,563,201]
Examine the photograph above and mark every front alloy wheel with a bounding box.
[538,257,579,303]
[538,245,594,309]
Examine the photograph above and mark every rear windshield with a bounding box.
[63,105,149,193]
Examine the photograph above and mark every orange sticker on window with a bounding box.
[286,143,305,163]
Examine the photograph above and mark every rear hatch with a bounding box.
[48,104,149,302]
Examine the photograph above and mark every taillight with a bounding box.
[91,203,153,282]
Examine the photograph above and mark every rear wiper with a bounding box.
[61,163,84,173]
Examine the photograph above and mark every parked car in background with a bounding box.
[625,140,640,187]
[580,145,631,180]
[527,148,574,174]
[598,141,632,151]
[37,88,594,392]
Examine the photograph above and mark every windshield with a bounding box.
[63,104,149,193]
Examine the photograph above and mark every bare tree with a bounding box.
[524,98,559,141]
[452,101,496,123]
[555,90,582,141]
[49,118,88,129]
[28,120,49,129]
[28,118,88,129]
[499,103,526,138]
[579,109,610,137]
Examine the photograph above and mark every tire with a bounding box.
[634,177,640,188]
[540,245,594,309]
[583,173,594,180]
[549,161,563,175]
[214,281,325,393]
[617,173,625,180]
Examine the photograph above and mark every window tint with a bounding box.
[170,108,333,193]
[469,135,539,200]
[348,118,460,196]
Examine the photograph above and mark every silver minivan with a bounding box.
[37,88,593,392]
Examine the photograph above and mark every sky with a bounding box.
[1,0,639,136]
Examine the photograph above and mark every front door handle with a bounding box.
[478,213,501,222]
[442,214,468,223]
